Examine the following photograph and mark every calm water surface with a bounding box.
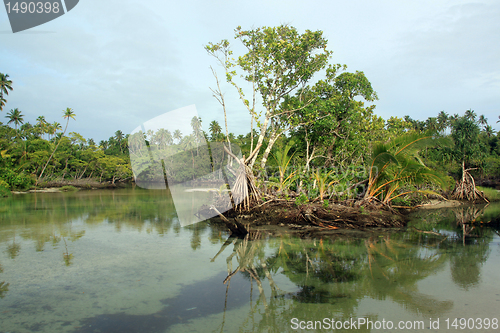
[1,189,500,333]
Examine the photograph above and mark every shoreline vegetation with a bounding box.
[2,25,500,235]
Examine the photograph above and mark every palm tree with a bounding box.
[437,111,449,134]
[6,108,24,129]
[173,129,182,144]
[478,114,488,130]
[0,97,6,112]
[115,130,124,153]
[464,109,476,121]
[36,115,48,138]
[209,120,222,141]
[484,125,495,138]
[364,133,449,204]
[425,117,438,132]
[99,140,108,150]
[0,73,13,111]
[155,128,172,148]
[48,121,62,140]
[37,108,76,184]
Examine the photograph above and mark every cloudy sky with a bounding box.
[1,0,499,142]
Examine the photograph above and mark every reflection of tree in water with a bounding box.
[0,260,7,298]
[363,236,452,316]
[185,222,210,250]
[6,234,21,259]
[0,260,8,298]
[446,205,493,290]
[449,240,489,290]
[211,231,455,332]
[0,281,9,298]
[410,204,498,291]
[62,237,74,266]
[0,190,214,264]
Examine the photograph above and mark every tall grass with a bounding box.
[477,186,500,202]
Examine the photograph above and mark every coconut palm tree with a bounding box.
[173,129,182,144]
[484,125,495,138]
[48,121,62,140]
[437,111,449,134]
[37,108,76,184]
[35,115,48,138]
[425,117,438,132]
[115,130,124,153]
[0,97,6,112]
[464,109,476,121]
[0,73,13,111]
[155,128,172,148]
[6,108,23,129]
[478,114,488,130]
[209,120,222,141]
[99,140,108,150]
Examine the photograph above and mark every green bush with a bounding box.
[0,168,35,190]
[60,185,78,192]
[0,179,9,189]
[0,185,11,198]
[295,193,308,206]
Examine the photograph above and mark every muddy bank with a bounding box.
[210,200,408,236]
[10,178,131,194]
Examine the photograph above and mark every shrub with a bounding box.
[0,168,35,190]
[0,185,11,198]
[295,193,308,206]
[60,185,78,192]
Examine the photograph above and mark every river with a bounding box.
[1,188,500,332]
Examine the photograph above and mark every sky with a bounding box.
[1,0,499,142]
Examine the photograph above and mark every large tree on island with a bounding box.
[37,108,76,184]
[285,67,378,170]
[206,25,332,170]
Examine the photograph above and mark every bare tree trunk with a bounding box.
[37,118,70,185]
[248,109,271,168]
[451,161,488,202]
[259,128,282,170]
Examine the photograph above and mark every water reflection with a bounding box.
[1,191,500,332]
[210,232,455,331]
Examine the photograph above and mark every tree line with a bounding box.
[0,77,133,191]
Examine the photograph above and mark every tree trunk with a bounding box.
[259,129,282,170]
[451,161,488,202]
[248,109,271,169]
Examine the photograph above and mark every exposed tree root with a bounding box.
[451,167,488,203]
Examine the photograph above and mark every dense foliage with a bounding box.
[1,24,499,204]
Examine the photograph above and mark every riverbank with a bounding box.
[209,199,410,237]
[9,178,131,194]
